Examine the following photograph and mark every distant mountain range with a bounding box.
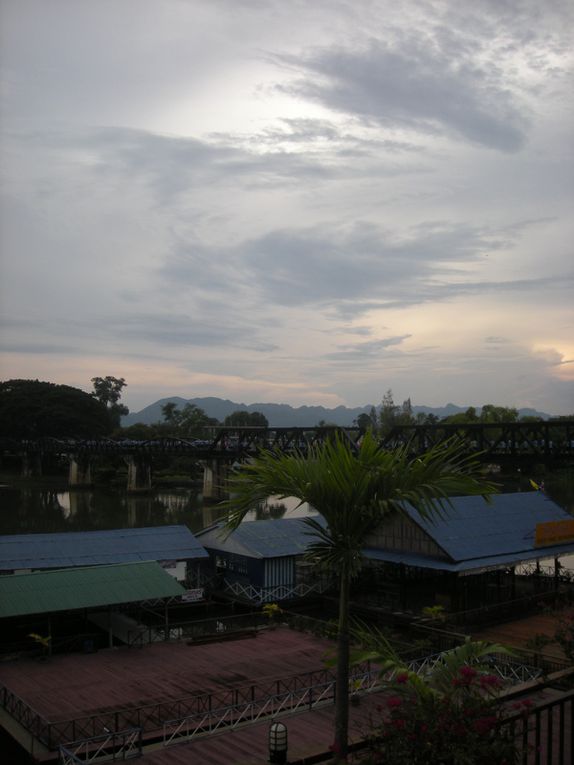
[122,397,551,427]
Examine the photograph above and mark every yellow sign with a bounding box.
[535,519,574,547]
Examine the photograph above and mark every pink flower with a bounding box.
[391,718,406,730]
[395,672,409,684]
[387,695,403,708]
[479,673,501,689]
[459,666,478,680]
[473,715,498,734]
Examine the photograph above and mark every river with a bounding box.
[0,475,315,537]
[0,468,571,539]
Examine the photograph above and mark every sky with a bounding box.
[0,0,573,416]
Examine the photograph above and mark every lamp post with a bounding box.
[268,720,288,764]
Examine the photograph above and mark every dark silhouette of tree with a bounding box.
[0,379,113,437]
[224,410,269,427]
[160,402,217,435]
[224,433,496,761]
[91,376,129,428]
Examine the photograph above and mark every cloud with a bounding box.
[324,334,412,361]
[282,36,528,151]
[1,0,572,417]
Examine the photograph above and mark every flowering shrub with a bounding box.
[554,613,574,662]
[364,666,518,765]
[262,602,283,620]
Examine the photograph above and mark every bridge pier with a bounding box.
[22,451,42,478]
[202,460,231,502]
[125,455,153,493]
[68,455,93,487]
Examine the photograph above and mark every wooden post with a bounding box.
[108,608,113,648]
[164,602,169,641]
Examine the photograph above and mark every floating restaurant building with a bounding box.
[197,516,332,603]
[198,492,574,617]
[0,524,208,583]
[357,491,574,621]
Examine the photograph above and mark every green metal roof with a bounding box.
[0,561,186,618]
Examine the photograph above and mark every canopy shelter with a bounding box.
[359,492,574,617]
[0,560,186,620]
[0,561,187,653]
[0,525,208,576]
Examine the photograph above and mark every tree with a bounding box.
[378,390,416,433]
[223,433,496,761]
[0,379,114,437]
[224,410,269,427]
[379,389,399,435]
[91,376,129,428]
[160,402,216,435]
[415,412,439,425]
[355,412,373,432]
[479,404,518,423]
[442,407,479,425]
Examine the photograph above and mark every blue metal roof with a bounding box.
[364,492,574,573]
[0,525,208,571]
[197,517,326,559]
[197,493,574,573]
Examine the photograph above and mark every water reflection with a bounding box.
[0,481,315,537]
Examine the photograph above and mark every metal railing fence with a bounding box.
[58,727,142,764]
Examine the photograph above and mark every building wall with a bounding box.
[365,513,449,560]
[264,557,295,589]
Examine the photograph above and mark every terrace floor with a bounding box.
[0,626,386,762]
[0,627,334,722]
[471,605,574,662]
[1,620,571,764]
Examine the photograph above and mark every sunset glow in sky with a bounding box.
[1,0,573,415]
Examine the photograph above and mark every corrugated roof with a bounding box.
[197,516,325,559]
[0,561,186,618]
[0,525,208,571]
[404,492,570,561]
[365,492,574,572]
[196,493,574,573]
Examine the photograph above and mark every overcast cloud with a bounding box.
[0,0,572,415]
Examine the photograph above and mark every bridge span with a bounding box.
[1,420,572,496]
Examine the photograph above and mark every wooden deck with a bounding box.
[141,691,384,764]
[0,626,384,763]
[471,605,574,662]
[1,619,572,764]
[0,627,334,722]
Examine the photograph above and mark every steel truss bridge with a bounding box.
[2,420,573,464]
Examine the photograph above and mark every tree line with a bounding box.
[0,378,269,439]
[1,378,570,440]
[354,388,569,437]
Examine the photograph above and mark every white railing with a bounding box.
[163,667,380,747]
[59,727,142,763]
[403,651,542,685]
[222,579,331,603]
[163,681,333,746]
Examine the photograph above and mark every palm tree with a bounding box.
[223,432,496,761]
